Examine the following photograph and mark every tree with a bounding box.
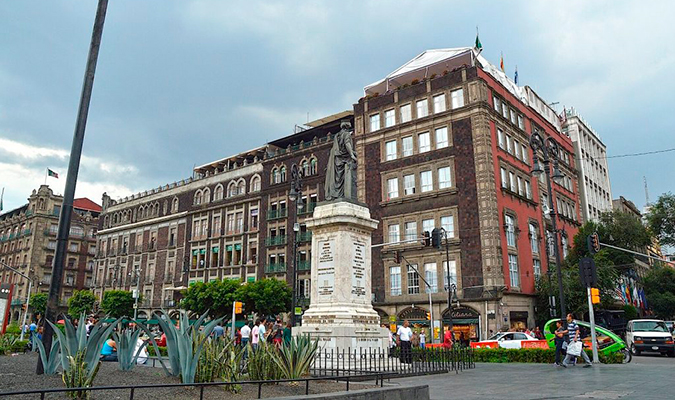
[180,279,241,318]
[642,266,675,320]
[67,290,97,319]
[646,192,675,248]
[29,292,48,318]
[236,278,292,317]
[101,290,135,318]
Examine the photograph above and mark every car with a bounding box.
[543,319,632,363]
[625,319,675,356]
[481,331,539,349]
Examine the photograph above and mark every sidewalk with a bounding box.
[391,359,674,400]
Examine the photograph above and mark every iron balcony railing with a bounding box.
[265,235,287,247]
[298,202,317,215]
[264,263,287,273]
[298,232,312,243]
[266,208,288,220]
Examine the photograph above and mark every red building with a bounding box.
[355,48,580,339]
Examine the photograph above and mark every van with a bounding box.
[625,319,674,356]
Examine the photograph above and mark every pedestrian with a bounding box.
[534,326,544,340]
[397,320,413,364]
[561,313,592,368]
[272,327,283,348]
[419,330,426,349]
[258,320,267,343]
[213,322,225,340]
[251,320,260,351]
[283,322,292,346]
[554,320,566,366]
[241,322,251,348]
[443,328,454,349]
[100,337,118,362]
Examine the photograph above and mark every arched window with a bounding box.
[194,190,202,205]
[271,168,279,184]
[250,175,261,192]
[310,158,317,175]
[202,188,211,204]
[172,197,179,212]
[227,182,236,197]
[214,184,224,201]
[237,179,245,195]
[163,200,168,215]
[280,166,287,182]
[301,160,309,176]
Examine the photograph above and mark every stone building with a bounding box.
[0,185,100,322]
[355,48,581,340]
[563,107,613,223]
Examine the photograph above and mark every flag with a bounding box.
[514,66,518,84]
[47,169,59,178]
[475,27,482,50]
[500,53,504,72]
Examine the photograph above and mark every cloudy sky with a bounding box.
[1,0,674,213]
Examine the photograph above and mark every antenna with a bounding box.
[644,176,650,205]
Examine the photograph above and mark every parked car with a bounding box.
[625,319,674,356]
[481,331,539,349]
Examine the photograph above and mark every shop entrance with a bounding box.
[443,307,480,345]
[510,311,529,331]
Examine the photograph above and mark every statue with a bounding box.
[325,121,357,201]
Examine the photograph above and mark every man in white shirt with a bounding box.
[419,331,426,348]
[397,320,413,364]
[240,322,251,348]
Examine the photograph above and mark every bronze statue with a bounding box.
[325,121,357,201]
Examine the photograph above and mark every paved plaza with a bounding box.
[392,355,674,400]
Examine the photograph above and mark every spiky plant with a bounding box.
[33,335,61,375]
[220,340,244,393]
[271,335,318,379]
[114,325,148,371]
[153,310,223,383]
[246,342,282,381]
[62,350,100,400]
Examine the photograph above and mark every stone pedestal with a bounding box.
[293,201,389,351]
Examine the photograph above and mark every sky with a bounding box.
[1,0,674,214]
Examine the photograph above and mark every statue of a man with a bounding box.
[325,121,357,201]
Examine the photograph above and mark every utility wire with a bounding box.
[579,147,675,162]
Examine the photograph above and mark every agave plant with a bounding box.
[154,310,223,383]
[33,335,61,375]
[220,340,244,393]
[62,350,100,400]
[48,312,118,382]
[114,325,148,371]
[271,335,318,379]
[246,342,282,381]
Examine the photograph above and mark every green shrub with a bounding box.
[5,324,22,335]
[247,342,282,381]
[151,346,168,357]
[472,348,623,364]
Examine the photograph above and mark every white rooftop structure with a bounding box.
[364,47,561,132]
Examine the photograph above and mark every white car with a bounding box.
[625,319,675,356]
[484,332,538,349]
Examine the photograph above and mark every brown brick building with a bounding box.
[355,48,581,340]
[0,185,100,323]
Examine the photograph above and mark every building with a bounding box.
[0,185,100,323]
[355,48,581,339]
[94,112,350,318]
[563,107,612,223]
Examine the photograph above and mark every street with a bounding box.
[393,355,674,400]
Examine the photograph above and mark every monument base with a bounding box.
[293,325,390,351]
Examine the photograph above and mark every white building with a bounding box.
[563,107,612,223]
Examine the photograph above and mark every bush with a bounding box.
[5,324,21,335]
[472,348,623,364]
[151,346,168,357]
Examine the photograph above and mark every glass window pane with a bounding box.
[420,171,433,192]
[435,127,448,148]
[451,88,464,109]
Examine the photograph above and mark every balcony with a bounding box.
[265,235,287,247]
[298,202,317,215]
[267,208,288,220]
[297,232,312,243]
[297,260,311,271]
[265,263,287,273]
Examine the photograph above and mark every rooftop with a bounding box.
[73,198,102,213]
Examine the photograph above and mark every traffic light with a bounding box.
[431,228,443,249]
[590,288,600,304]
[587,233,600,254]
[426,312,431,320]
[234,301,243,314]
[423,231,431,247]
[393,250,401,264]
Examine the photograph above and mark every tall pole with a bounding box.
[443,229,454,335]
[543,157,567,322]
[38,0,108,374]
[289,164,302,327]
[133,265,140,320]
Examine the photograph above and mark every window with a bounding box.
[403,174,416,195]
[402,136,413,156]
[500,167,508,188]
[562,235,569,258]
[451,88,464,109]
[420,170,433,192]
[251,175,261,192]
[529,223,539,255]
[400,104,412,123]
[385,140,397,161]
[510,109,517,124]
[418,132,430,153]
[533,259,541,278]
[505,215,516,247]
[214,185,224,201]
[517,176,524,196]
[518,115,524,130]
[172,198,179,212]
[250,208,259,230]
[521,144,529,163]
[370,114,380,131]
[390,266,401,296]
[506,135,513,154]
[525,181,532,199]
[280,166,286,182]
[497,129,505,149]
[422,219,434,236]
[416,99,428,118]
[508,254,519,287]
[514,140,521,159]
[493,95,501,113]
[407,264,420,294]
[425,263,438,293]
[387,178,399,199]
[547,230,555,256]
[502,103,509,118]
[438,167,452,189]
[442,260,457,288]
[509,172,516,192]
[435,127,448,149]
[404,221,417,241]
[388,224,400,243]
[384,109,395,127]
[309,158,317,175]
[433,93,446,113]
[441,216,454,238]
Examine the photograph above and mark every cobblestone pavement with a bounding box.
[391,354,674,400]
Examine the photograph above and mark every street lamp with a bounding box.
[288,163,304,327]
[529,131,567,323]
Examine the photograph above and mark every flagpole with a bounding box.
[44,169,47,185]
[0,187,4,212]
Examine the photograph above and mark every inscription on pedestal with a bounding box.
[317,239,335,302]
[351,237,366,300]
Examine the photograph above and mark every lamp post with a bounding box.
[131,264,141,320]
[529,131,567,322]
[288,163,304,327]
